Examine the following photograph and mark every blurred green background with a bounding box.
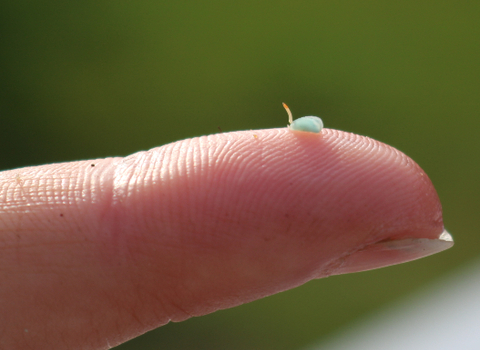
[1,1,478,349]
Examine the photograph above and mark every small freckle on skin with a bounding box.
[91,164,95,167]
[60,213,64,217]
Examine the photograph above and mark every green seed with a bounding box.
[290,116,323,133]
[282,103,323,133]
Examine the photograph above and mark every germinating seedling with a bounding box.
[283,103,323,133]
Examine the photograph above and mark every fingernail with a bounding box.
[331,229,454,275]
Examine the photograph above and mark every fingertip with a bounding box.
[121,127,446,290]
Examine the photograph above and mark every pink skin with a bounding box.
[0,128,449,349]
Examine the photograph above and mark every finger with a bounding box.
[0,128,452,349]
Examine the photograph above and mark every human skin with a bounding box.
[0,128,453,349]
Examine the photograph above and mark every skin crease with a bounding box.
[0,128,445,349]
